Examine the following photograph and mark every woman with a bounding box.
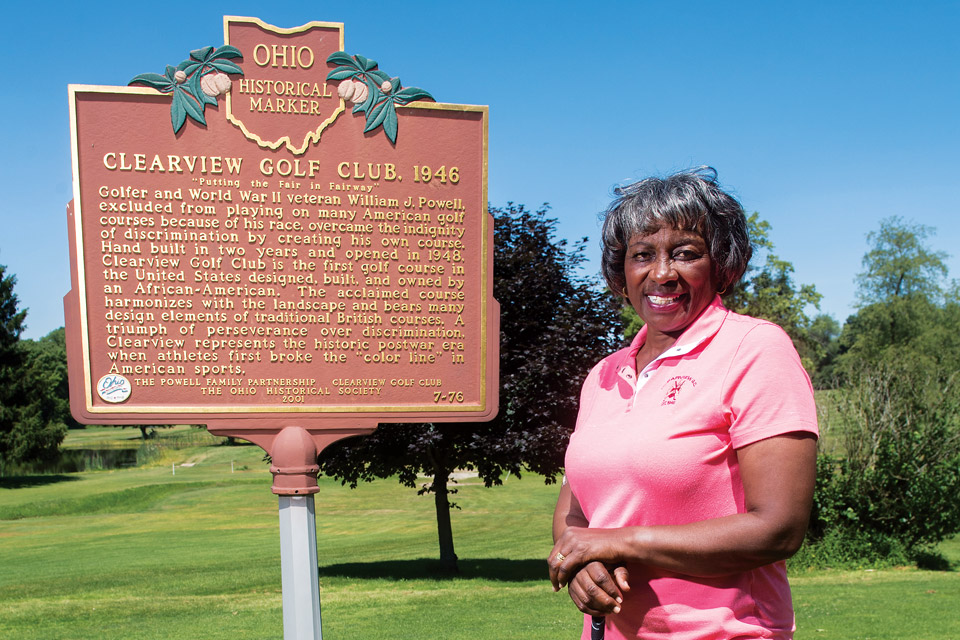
[548,168,818,639]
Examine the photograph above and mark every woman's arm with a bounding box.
[548,432,817,592]
[553,480,588,541]
[552,481,630,615]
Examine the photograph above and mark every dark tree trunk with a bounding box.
[433,471,458,572]
[428,445,458,572]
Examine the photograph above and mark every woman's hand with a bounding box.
[565,562,630,616]
[550,526,611,590]
[549,523,631,615]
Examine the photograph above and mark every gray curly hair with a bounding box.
[600,167,752,297]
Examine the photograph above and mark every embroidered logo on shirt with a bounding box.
[661,375,697,406]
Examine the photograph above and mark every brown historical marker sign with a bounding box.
[65,16,498,468]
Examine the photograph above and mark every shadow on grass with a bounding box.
[914,550,955,572]
[0,474,80,489]
[320,557,546,582]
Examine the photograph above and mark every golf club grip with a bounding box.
[590,615,605,639]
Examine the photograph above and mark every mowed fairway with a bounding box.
[1,429,958,639]
[0,433,577,639]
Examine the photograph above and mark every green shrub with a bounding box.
[809,360,960,563]
[791,527,911,570]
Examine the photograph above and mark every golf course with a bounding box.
[1,425,957,639]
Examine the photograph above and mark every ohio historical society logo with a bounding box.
[97,374,132,403]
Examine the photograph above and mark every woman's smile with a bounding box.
[645,293,684,309]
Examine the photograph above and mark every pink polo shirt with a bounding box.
[564,297,818,640]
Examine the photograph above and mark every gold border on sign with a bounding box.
[223,16,346,156]
[69,89,493,417]
[68,84,90,409]
[76,404,486,414]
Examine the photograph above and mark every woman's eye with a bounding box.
[674,250,700,261]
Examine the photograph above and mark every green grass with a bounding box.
[1,428,958,639]
[60,424,224,450]
[792,569,960,639]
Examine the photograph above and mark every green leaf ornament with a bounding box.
[129,44,245,134]
[325,51,433,143]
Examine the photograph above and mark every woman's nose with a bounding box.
[651,256,677,282]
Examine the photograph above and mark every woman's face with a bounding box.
[624,227,717,340]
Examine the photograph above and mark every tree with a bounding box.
[0,263,72,469]
[838,219,957,377]
[947,279,960,306]
[318,204,621,571]
[1,263,27,465]
[0,263,26,375]
[806,314,842,387]
[0,266,70,468]
[15,329,74,460]
[20,329,77,430]
[855,216,949,306]
[1,327,71,469]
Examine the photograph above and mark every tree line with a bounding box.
[2,211,958,569]
[0,267,74,472]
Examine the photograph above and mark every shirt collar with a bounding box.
[621,295,730,373]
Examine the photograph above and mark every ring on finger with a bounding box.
[556,552,565,562]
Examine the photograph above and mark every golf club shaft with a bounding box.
[591,615,605,639]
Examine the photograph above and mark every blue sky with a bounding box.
[2,0,957,339]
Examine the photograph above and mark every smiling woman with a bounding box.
[549,168,819,640]
[623,227,715,354]
[602,169,751,349]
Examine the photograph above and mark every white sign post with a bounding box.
[278,495,322,640]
